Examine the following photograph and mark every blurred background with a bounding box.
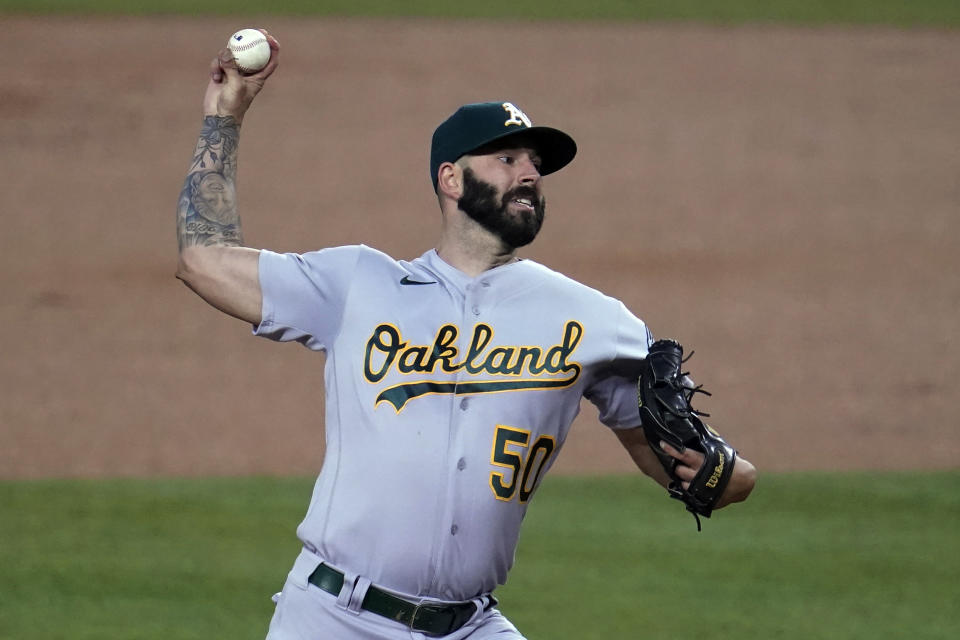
[1,2,958,638]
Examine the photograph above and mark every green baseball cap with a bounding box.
[430,101,577,191]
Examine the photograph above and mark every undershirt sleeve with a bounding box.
[252,245,363,351]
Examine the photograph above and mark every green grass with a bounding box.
[0,477,311,640]
[500,472,960,639]
[1,0,959,27]
[1,472,958,639]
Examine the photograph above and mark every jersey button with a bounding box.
[457,458,466,470]
[481,281,490,288]
[450,524,459,535]
[472,306,480,315]
[460,398,469,410]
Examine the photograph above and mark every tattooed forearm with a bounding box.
[177,116,244,250]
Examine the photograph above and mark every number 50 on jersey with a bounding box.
[490,425,556,503]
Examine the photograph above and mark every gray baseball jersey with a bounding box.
[254,245,650,602]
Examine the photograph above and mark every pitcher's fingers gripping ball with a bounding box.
[228,28,271,74]
[637,339,737,530]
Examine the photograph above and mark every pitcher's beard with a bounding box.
[457,168,546,249]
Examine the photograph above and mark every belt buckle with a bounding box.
[409,602,452,636]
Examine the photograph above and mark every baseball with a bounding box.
[227,28,271,74]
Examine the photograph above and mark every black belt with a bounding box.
[307,563,494,636]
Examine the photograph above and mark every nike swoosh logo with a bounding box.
[400,276,437,286]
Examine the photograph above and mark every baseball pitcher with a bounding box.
[175,30,757,640]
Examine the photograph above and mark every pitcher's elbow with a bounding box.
[175,246,204,288]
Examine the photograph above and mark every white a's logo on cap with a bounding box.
[502,102,532,128]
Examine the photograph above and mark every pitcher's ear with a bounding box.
[437,162,463,198]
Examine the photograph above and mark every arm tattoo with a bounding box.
[177,116,244,250]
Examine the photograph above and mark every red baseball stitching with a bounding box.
[231,38,267,52]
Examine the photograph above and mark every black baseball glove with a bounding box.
[637,339,736,530]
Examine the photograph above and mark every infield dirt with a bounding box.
[2,17,958,478]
